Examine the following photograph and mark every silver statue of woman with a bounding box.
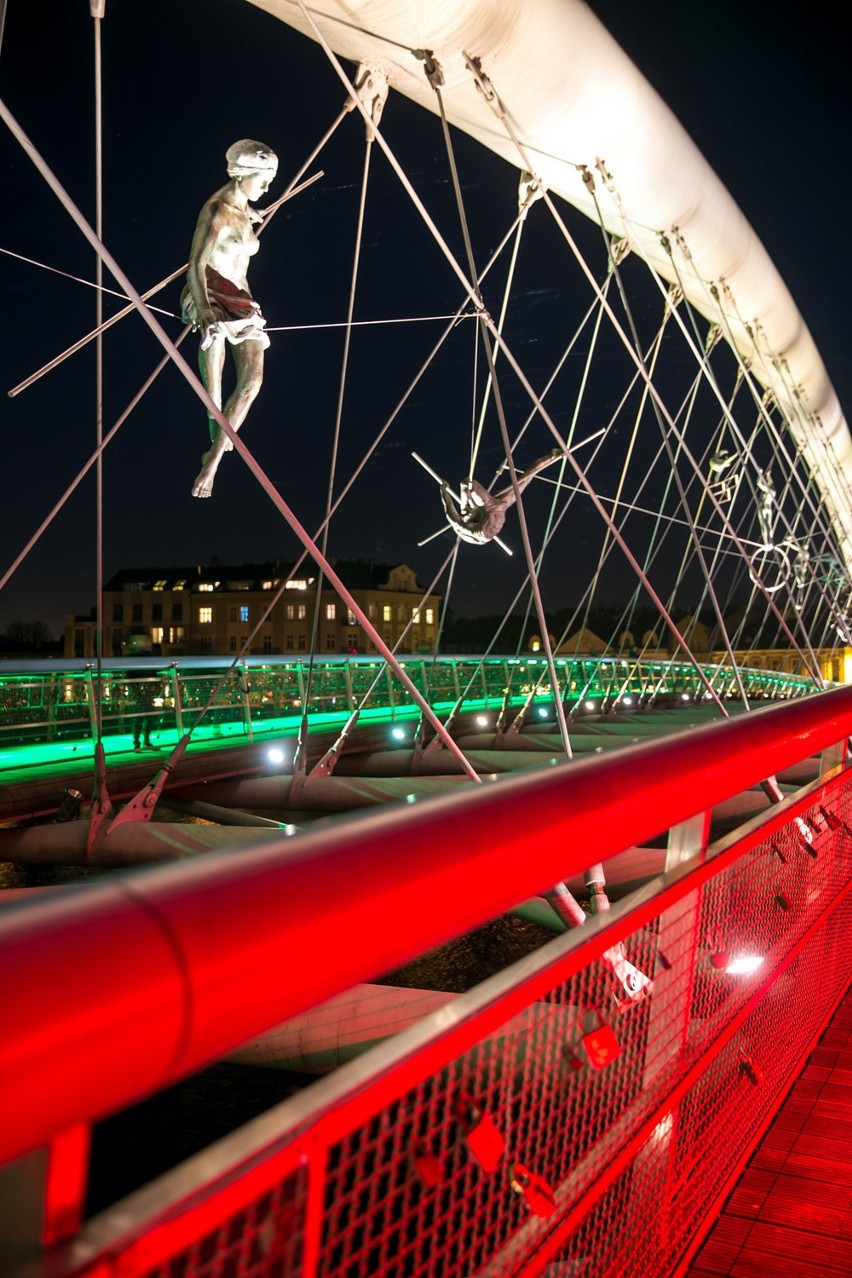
[181,139,278,498]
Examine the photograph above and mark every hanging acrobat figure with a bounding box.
[441,449,563,546]
[756,467,776,545]
[707,447,740,504]
[181,139,279,499]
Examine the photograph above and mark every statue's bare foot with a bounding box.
[207,423,233,452]
[192,450,217,499]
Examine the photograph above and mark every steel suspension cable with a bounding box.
[92,2,106,758]
[299,133,375,763]
[221,210,530,738]
[511,268,620,660]
[592,210,751,709]
[427,66,574,757]
[467,178,535,479]
[0,96,483,783]
[0,333,191,597]
[458,56,824,693]
[9,157,328,399]
[294,14,715,706]
[661,235,848,579]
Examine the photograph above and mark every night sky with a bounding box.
[0,1,849,638]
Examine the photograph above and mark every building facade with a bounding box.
[64,561,441,660]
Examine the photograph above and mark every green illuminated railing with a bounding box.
[0,654,816,766]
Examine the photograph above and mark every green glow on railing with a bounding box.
[0,655,818,782]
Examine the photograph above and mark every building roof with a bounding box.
[102,561,424,593]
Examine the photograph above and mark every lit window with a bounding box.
[285,578,312,591]
[240,605,249,622]
[153,580,167,591]
[412,608,420,624]
[383,605,392,622]
[297,604,306,620]
[199,606,212,624]
[325,602,337,620]
[285,604,295,620]
[426,608,434,624]
[261,579,278,590]
[198,583,214,592]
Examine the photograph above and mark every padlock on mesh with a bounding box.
[577,1007,621,1070]
[818,805,842,832]
[412,1142,444,1188]
[509,1162,556,1217]
[738,1051,764,1086]
[455,1091,505,1172]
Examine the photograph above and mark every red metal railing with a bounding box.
[1,687,851,1275]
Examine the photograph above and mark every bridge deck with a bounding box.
[688,981,852,1277]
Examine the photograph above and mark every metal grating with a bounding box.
[116,1162,307,1278]
[28,774,852,1278]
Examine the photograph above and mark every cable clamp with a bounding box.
[417,49,445,91]
[345,64,390,140]
[462,52,504,118]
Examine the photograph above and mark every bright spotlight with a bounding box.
[726,954,764,976]
[623,696,633,706]
[391,726,406,740]
[537,707,548,718]
[725,954,764,976]
[267,747,285,765]
[649,1113,674,1145]
[476,714,489,726]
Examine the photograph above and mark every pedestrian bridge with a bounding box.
[0,651,813,779]
[0,659,850,1276]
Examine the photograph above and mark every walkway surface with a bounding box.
[687,981,852,1277]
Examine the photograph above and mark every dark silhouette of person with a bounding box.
[133,678,159,752]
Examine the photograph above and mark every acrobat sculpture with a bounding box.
[181,139,278,498]
[441,450,563,545]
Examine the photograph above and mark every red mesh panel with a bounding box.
[58,777,852,1278]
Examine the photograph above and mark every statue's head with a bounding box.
[225,139,279,178]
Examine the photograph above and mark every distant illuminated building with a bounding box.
[64,560,440,659]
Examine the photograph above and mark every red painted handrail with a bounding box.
[1,688,850,1164]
